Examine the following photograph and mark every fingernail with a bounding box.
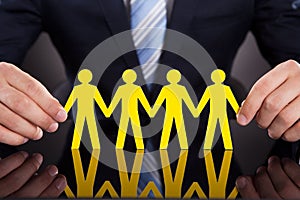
[256,166,265,174]
[237,114,248,125]
[20,151,29,159]
[47,123,59,133]
[241,100,245,106]
[236,177,247,189]
[257,123,264,129]
[268,156,277,164]
[33,127,43,140]
[55,177,67,191]
[56,109,67,122]
[33,153,43,165]
[47,165,58,177]
[23,138,29,144]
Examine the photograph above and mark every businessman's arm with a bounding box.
[238,0,300,142]
[0,1,67,145]
[0,63,67,146]
[237,60,300,142]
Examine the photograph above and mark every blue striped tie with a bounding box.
[131,1,166,196]
[137,139,163,197]
[130,0,167,82]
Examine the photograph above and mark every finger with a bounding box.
[9,165,58,198]
[0,153,43,197]
[282,157,300,188]
[0,87,58,133]
[0,151,28,178]
[0,124,28,146]
[282,121,300,142]
[254,166,281,199]
[267,156,300,198]
[268,96,300,140]
[39,175,67,198]
[0,102,43,140]
[255,77,300,130]
[236,176,260,198]
[2,63,67,122]
[237,62,290,126]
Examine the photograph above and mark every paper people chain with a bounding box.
[65,68,239,150]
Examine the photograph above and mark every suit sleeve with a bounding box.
[0,0,42,66]
[252,0,300,67]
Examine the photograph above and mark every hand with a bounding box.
[0,151,67,198]
[0,62,68,145]
[236,156,300,199]
[237,60,300,141]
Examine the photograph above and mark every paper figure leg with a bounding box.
[203,115,217,150]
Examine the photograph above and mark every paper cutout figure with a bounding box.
[106,69,152,149]
[203,150,238,199]
[64,69,109,149]
[197,69,239,150]
[151,70,198,149]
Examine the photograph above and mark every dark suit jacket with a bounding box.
[0,0,300,198]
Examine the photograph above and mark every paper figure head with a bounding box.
[167,69,181,84]
[211,69,226,84]
[122,69,137,84]
[78,69,93,84]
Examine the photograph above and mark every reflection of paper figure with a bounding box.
[116,149,144,197]
[64,149,100,198]
[107,69,152,149]
[203,150,238,199]
[151,70,197,149]
[160,150,188,198]
[197,69,239,150]
[64,69,109,149]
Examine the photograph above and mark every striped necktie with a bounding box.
[130,0,167,83]
[130,0,166,197]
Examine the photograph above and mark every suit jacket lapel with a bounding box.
[161,0,197,62]
[97,0,141,70]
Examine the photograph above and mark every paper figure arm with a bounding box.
[196,88,210,116]
[150,88,166,118]
[182,88,198,118]
[225,86,240,114]
[137,87,152,116]
[64,88,77,113]
[106,88,122,117]
[94,88,109,117]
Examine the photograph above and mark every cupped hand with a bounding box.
[237,60,300,142]
[0,62,68,145]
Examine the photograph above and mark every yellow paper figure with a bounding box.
[197,69,239,150]
[203,150,238,199]
[65,69,109,149]
[151,70,198,149]
[106,69,152,149]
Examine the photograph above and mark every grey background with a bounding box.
[18,32,274,175]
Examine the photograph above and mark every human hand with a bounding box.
[237,60,300,141]
[0,151,67,198]
[236,156,300,199]
[0,62,68,145]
